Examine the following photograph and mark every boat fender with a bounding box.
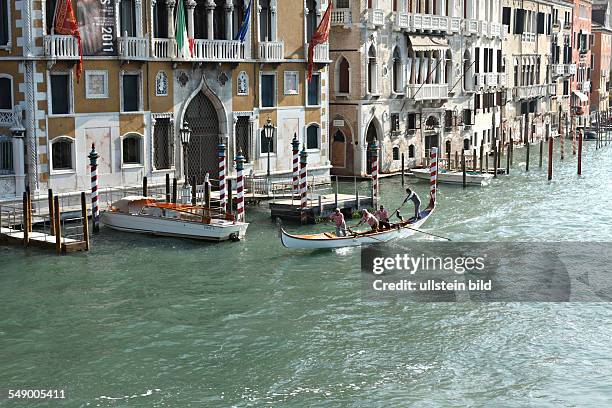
[229,232,240,242]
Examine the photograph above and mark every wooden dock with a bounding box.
[269,193,373,223]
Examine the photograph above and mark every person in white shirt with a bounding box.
[401,188,421,220]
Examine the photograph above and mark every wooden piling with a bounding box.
[539,139,543,168]
[22,192,29,247]
[227,179,233,213]
[525,141,530,172]
[461,149,467,188]
[497,140,502,171]
[81,192,90,251]
[165,174,170,202]
[578,131,583,175]
[485,153,489,174]
[26,187,32,232]
[548,137,553,181]
[446,149,451,171]
[334,176,338,208]
[401,153,405,186]
[143,176,148,196]
[204,179,211,209]
[354,177,360,208]
[54,195,62,255]
[318,195,323,215]
[506,142,510,175]
[454,151,459,171]
[510,139,514,165]
[473,149,477,172]
[493,142,498,178]
[48,188,55,236]
[191,177,197,206]
[172,177,177,204]
[479,144,484,173]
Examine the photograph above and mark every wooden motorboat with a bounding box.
[411,168,493,186]
[101,196,248,241]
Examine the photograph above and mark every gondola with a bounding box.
[280,148,440,250]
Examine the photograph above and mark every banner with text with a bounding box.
[77,0,117,56]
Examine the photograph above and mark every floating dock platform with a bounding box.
[269,193,373,223]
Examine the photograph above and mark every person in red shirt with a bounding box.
[374,205,390,229]
[356,209,379,232]
[329,208,347,237]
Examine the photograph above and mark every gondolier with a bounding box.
[356,209,379,232]
[329,208,347,237]
[401,188,421,220]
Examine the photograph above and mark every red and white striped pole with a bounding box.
[291,133,300,197]
[218,142,226,211]
[235,152,245,222]
[299,147,308,224]
[88,144,100,232]
[429,147,438,206]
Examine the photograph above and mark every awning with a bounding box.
[573,90,588,102]
[409,35,448,52]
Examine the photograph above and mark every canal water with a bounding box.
[1,142,612,407]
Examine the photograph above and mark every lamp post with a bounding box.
[180,120,192,191]
[263,117,275,177]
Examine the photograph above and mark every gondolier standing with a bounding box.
[401,188,422,220]
[329,208,347,237]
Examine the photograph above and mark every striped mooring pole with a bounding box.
[235,152,245,222]
[88,144,100,233]
[368,140,379,207]
[218,142,226,211]
[430,147,438,205]
[299,147,308,224]
[291,133,300,197]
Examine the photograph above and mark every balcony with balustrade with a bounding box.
[394,12,410,31]
[464,19,479,36]
[513,84,547,100]
[43,35,80,60]
[486,73,499,86]
[259,41,284,62]
[520,32,536,43]
[367,8,385,28]
[474,73,486,88]
[305,42,330,63]
[118,36,149,60]
[406,83,449,100]
[412,14,452,33]
[580,81,591,92]
[331,9,352,26]
[498,73,507,86]
[152,38,177,59]
[566,64,577,75]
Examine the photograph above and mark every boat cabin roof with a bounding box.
[111,196,156,213]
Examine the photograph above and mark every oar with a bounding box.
[404,226,451,241]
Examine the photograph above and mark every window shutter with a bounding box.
[502,7,511,26]
[515,9,524,34]
[537,12,545,34]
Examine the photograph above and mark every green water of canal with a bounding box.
[1,142,612,407]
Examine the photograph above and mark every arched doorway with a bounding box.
[331,130,346,168]
[365,120,378,174]
[184,91,220,184]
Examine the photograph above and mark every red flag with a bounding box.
[307,3,332,82]
[54,0,83,82]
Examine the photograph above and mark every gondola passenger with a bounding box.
[375,205,391,229]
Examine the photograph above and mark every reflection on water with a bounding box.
[1,143,612,407]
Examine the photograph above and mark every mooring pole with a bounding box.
[88,144,100,233]
[291,134,300,197]
[369,141,379,208]
[54,195,61,255]
[235,152,245,222]
[539,139,543,168]
[401,153,405,186]
[473,148,477,172]
[48,188,55,236]
[461,149,466,188]
[172,178,177,204]
[479,144,484,173]
[493,140,498,178]
[525,140,530,172]
[299,147,309,224]
[548,137,553,181]
[218,141,227,211]
[506,142,510,175]
[143,176,148,196]
[578,129,583,175]
[165,173,170,203]
[22,191,29,247]
[81,191,90,251]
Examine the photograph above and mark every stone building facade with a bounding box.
[328,0,504,176]
[591,0,612,114]
[0,0,331,199]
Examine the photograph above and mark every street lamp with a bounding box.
[263,117,275,177]
[180,120,192,190]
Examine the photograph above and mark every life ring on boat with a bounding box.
[229,232,240,242]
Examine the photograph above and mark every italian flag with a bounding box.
[175,0,192,58]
